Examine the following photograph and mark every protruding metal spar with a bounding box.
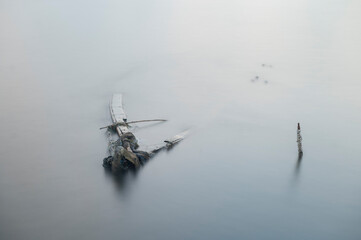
[100,119,167,130]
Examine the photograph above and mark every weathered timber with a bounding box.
[110,94,129,136]
[147,130,190,154]
[297,123,303,155]
[110,94,140,167]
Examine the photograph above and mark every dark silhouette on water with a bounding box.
[103,165,140,194]
[289,152,304,189]
[294,124,304,183]
[297,123,303,154]
[295,152,303,176]
[103,146,180,194]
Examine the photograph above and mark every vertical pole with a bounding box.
[297,123,303,155]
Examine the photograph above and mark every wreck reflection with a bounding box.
[103,167,140,194]
[102,149,172,195]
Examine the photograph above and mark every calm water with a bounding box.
[1,0,361,239]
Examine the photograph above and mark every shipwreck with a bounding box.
[102,94,188,172]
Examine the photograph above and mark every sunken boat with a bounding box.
[102,94,188,172]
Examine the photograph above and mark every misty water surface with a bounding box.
[1,0,361,239]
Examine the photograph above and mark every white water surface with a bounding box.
[1,0,361,239]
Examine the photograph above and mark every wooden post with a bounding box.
[297,123,303,155]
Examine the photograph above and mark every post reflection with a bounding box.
[294,152,303,180]
[103,167,140,195]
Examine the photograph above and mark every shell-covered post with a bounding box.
[297,123,303,155]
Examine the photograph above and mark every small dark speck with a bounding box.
[264,80,268,84]
[255,76,259,79]
[261,64,273,68]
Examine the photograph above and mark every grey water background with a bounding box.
[1,0,361,239]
